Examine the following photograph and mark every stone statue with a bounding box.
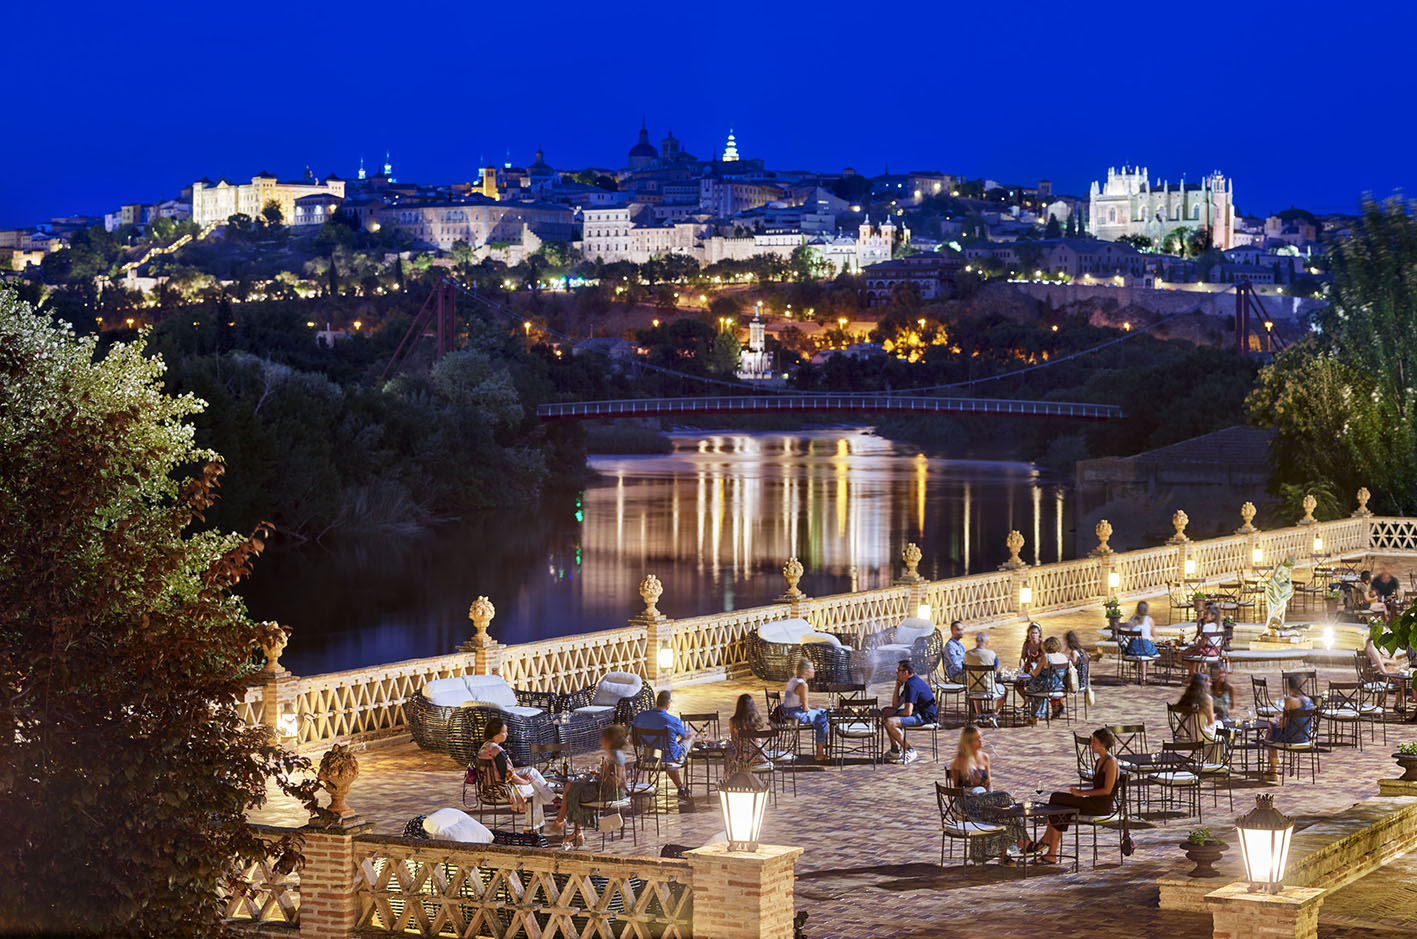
[1263,556,1297,635]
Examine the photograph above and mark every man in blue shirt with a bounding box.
[632,690,696,799]
[883,659,936,764]
[943,620,967,682]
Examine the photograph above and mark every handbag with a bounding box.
[1065,665,1080,693]
[1085,687,1096,707]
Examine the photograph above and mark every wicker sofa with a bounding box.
[407,675,558,766]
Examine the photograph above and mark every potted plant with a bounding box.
[1191,590,1208,614]
[1394,742,1417,782]
[1180,827,1228,877]
[1103,597,1122,635]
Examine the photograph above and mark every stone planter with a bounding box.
[1180,840,1228,878]
[1393,753,1417,782]
[1106,613,1122,637]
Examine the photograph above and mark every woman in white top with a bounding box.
[1123,601,1159,684]
[783,657,829,761]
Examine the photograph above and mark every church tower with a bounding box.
[722,128,739,162]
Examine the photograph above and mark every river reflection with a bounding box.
[248,429,1072,675]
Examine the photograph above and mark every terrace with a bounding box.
[238,507,1417,939]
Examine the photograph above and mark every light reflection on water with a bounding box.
[252,429,1071,675]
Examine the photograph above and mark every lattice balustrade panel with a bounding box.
[925,572,1014,623]
[1113,546,1179,595]
[239,685,263,728]
[498,628,647,694]
[1256,527,1325,567]
[1367,517,1417,553]
[1189,536,1248,580]
[353,836,692,939]
[221,825,301,926]
[1320,518,1369,555]
[807,586,914,646]
[675,604,785,678]
[1026,558,1101,612]
[293,653,474,748]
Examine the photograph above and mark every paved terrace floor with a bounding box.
[251,581,1417,938]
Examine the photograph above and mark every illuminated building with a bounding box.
[371,196,573,251]
[862,253,962,307]
[1088,166,1235,249]
[721,128,739,162]
[191,172,347,226]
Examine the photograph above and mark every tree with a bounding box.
[707,329,742,375]
[1248,198,1417,515]
[1044,215,1062,238]
[0,288,316,935]
[261,200,284,226]
[1116,234,1152,251]
[450,240,473,265]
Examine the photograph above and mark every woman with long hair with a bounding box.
[475,717,558,831]
[782,656,829,761]
[1182,603,1224,675]
[727,693,769,771]
[1018,727,1120,864]
[1124,602,1159,684]
[549,724,629,845]
[1021,635,1070,723]
[948,724,1025,864]
[1174,672,1218,740]
[1209,663,1235,720]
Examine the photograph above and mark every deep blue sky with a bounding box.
[4,1,1412,229]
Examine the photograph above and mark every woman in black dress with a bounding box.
[1018,727,1119,864]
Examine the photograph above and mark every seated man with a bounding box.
[964,630,1006,726]
[882,659,936,764]
[942,620,967,682]
[632,689,696,800]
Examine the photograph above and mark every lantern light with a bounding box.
[1252,547,1264,566]
[916,603,932,622]
[1313,535,1324,554]
[1019,587,1033,606]
[656,645,674,672]
[1184,558,1196,577]
[718,770,769,852]
[1107,571,1120,590]
[1235,793,1295,894]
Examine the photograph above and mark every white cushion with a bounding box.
[894,618,936,646]
[759,618,813,645]
[501,705,545,718]
[876,643,912,657]
[937,683,965,693]
[1149,771,1198,784]
[424,677,474,707]
[423,808,494,844]
[834,722,876,736]
[591,672,643,707]
[573,704,617,717]
[463,675,519,710]
[1323,708,1359,720]
[945,821,1004,835]
[800,632,843,647]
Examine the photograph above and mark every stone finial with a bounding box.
[900,542,924,583]
[255,621,289,674]
[999,530,1026,570]
[1091,519,1113,556]
[317,744,359,819]
[1237,501,1257,533]
[1353,487,1372,518]
[1299,493,1318,525]
[638,573,665,620]
[467,596,496,647]
[1168,509,1190,544]
[781,557,805,600]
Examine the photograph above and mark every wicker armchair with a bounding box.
[407,675,558,766]
[749,618,859,682]
[865,618,940,680]
[447,703,558,767]
[559,673,652,754]
[800,640,853,687]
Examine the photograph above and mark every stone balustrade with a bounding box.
[246,509,1417,754]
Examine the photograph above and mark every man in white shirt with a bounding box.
[963,631,1005,725]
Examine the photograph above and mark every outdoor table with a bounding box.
[1219,720,1268,778]
[687,740,728,797]
[988,801,1078,875]
[1382,672,1415,719]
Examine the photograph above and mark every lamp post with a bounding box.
[718,770,769,852]
[1235,793,1295,894]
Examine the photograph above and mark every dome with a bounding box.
[628,120,658,163]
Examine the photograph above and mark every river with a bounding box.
[244,429,1074,675]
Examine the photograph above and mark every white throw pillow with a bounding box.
[592,672,643,707]
[759,618,812,645]
[422,808,493,844]
[463,675,519,710]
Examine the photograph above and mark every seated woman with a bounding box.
[727,693,770,771]
[782,657,830,762]
[948,725,1025,864]
[476,717,559,831]
[1264,675,1315,783]
[1174,673,1219,741]
[1209,663,1236,722]
[1022,636,1071,724]
[1122,601,1159,684]
[1018,727,1120,864]
[1181,603,1224,675]
[548,724,629,846]
[1017,623,1044,679]
[1363,636,1406,711]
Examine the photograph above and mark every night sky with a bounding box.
[5,1,1412,228]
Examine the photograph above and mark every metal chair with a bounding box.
[935,783,1005,867]
[1152,742,1203,823]
[1116,629,1159,685]
[1280,669,1319,701]
[963,664,1005,726]
[1251,676,1280,719]
[1021,665,1070,726]
[1319,682,1365,750]
[1262,708,1322,784]
[828,697,880,769]
[1106,723,1157,818]
[1072,774,1130,868]
[463,757,525,831]
[1200,729,1235,811]
[680,712,722,797]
